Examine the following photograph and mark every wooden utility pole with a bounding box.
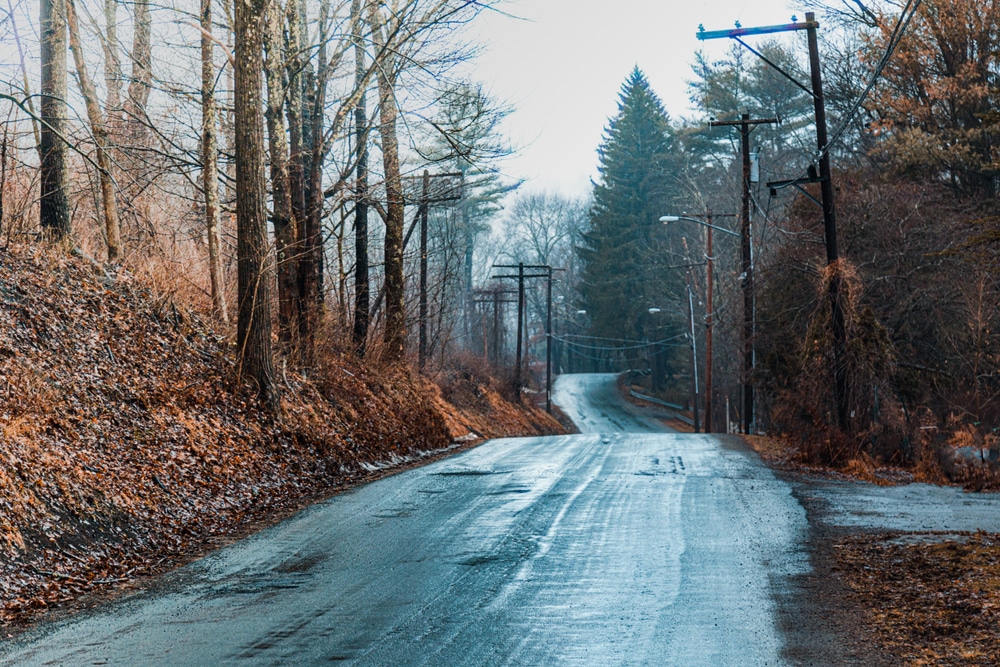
[516,263,524,392]
[662,211,738,431]
[709,115,777,434]
[545,268,554,413]
[706,213,713,432]
[805,11,848,431]
[473,287,515,365]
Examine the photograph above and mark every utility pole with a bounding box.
[706,210,714,433]
[661,212,737,433]
[516,263,524,392]
[687,283,701,433]
[545,267,553,413]
[493,290,502,364]
[806,11,848,430]
[701,210,739,433]
[473,287,515,365]
[709,115,777,434]
[493,264,557,402]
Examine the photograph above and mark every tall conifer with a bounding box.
[579,68,684,358]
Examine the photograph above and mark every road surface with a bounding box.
[1,373,814,665]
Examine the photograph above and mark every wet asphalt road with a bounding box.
[1,373,812,666]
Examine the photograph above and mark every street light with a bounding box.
[646,304,698,433]
[659,215,740,237]
[661,210,742,434]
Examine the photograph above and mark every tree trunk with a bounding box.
[285,0,312,360]
[103,0,121,126]
[235,0,277,409]
[351,0,369,356]
[66,0,121,262]
[368,2,406,361]
[264,0,299,346]
[285,0,307,227]
[125,0,151,129]
[303,0,330,360]
[39,0,71,240]
[201,0,228,323]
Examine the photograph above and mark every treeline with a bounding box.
[577,0,1000,464]
[0,0,593,407]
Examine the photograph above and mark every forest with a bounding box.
[1,0,999,478]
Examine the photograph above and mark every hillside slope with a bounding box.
[0,244,561,626]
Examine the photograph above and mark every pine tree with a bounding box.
[578,68,685,361]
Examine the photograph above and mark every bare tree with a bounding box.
[367,0,406,360]
[500,191,584,267]
[235,0,277,408]
[351,0,370,356]
[201,0,228,322]
[264,0,299,344]
[39,0,71,240]
[66,0,121,261]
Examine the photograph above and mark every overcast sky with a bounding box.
[469,1,800,197]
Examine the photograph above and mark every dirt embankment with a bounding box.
[0,244,562,628]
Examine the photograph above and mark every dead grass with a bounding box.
[425,352,564,441]
[742,434,915,485]
[0,242,560,629]
[836,532,1000,666]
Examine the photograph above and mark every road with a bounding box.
[1,373,814,666]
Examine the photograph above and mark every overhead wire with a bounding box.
[820,0,922,158]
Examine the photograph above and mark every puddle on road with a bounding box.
[208,572,306,596]
[432,469,511,476]
[275,552,326,573]
[487,485,532,495]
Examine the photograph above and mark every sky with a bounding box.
[469,0,800,197]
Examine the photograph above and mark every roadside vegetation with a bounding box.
[836,532,1000,666]
[0,243,560,627]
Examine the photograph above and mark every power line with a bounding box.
[821,0,922,157]
[552,333,688,352]
[559,332,687,345]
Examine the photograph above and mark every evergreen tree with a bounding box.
[578,68,685,362]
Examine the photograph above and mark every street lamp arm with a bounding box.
[659,215,740,237]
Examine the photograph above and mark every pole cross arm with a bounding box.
[696,19,816,41]
[492,264,555,270]
[698,21,818,100]
[493,274,551,280]
[710,117,780,128]
[767,166,825,208]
